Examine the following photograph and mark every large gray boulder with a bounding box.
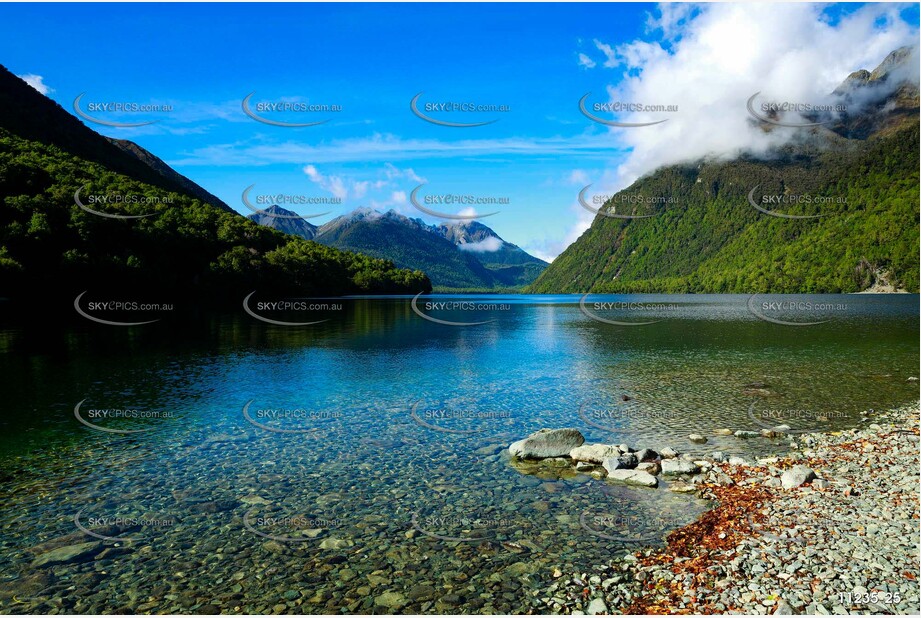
[509,428,585,459]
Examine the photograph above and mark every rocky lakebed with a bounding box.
[0,402,918,615]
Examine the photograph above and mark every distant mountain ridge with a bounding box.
[248,206,548,289]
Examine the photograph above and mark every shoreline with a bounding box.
[542,403,921,615]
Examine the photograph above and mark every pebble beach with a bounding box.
[540,404,921,615]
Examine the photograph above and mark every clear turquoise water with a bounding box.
[0,294,917,613]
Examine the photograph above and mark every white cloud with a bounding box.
[578,53,596,69]
[301,163,430,208]
[568,169,590,185]
[303,164,348,199]
[18,73,52,95]
[597,3,919,193]
[457,206,480,219]
[645,3,699,42]
[384,163,425,183]
[458,237,504,253]
[593,39,619,68]
[172,133,627,167]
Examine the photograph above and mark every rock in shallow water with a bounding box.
[31,542,102,568]
[660,459,700,475]
[570,443,620,463]
[374,591,408,610]
[606,469,658,488]
[600,454,639,474]
[734,430,760,439]
[510,428,585,459]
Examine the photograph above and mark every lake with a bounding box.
[0,294,917,613]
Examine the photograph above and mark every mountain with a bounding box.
[105,137,233,212]
[249,207,548,289]
[248,204,319,240]
[530,48,919,294]
[436,221,548,287]
[312,209,500,289]
[0,64,234,214]
[0,69,430,306]
[827,46,920,140]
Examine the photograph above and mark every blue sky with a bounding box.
[1,2,918,261]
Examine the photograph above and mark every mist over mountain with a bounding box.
[530,48,920,294]
[248,207,548,289]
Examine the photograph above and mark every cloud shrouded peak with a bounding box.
[589,3,919,191]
